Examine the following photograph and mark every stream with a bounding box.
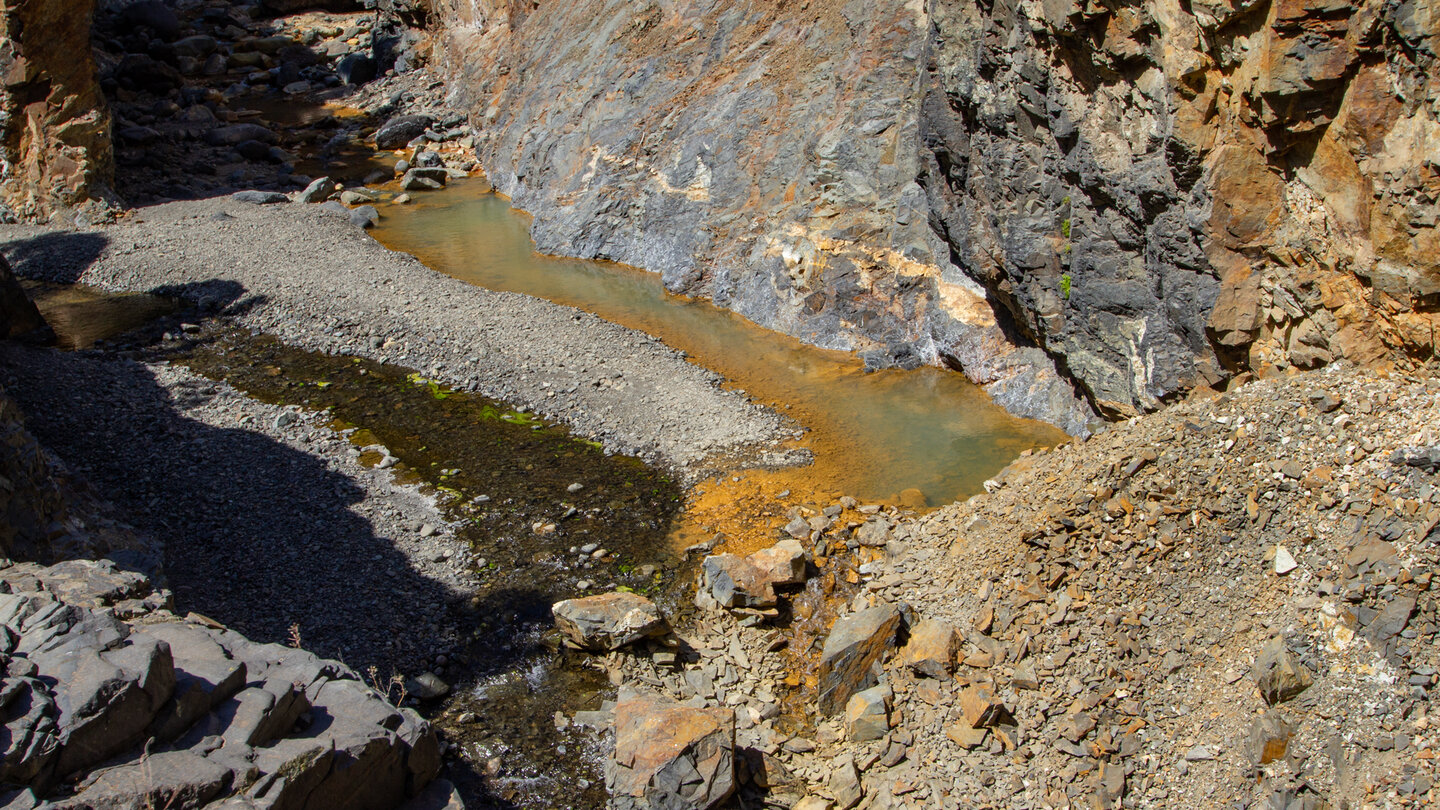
[370,180,1068,551]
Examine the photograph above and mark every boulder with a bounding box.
[295,176,337,204]
[747,538,807,587]
[400,168,447,191]
[231,191,289,205]
[816,603,901,714]
[607,690,735,810]
[206,124,277,147]
[551,592,669,651]
[349,206,380,229]
[899,618,958,679]
[374,115,434,150]
[843,685,890,742]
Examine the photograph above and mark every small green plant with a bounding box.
[1061,218,1072,240]
[1060,273,1072,300]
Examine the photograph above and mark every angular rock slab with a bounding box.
[607,690,735,810]
[552,591,669,651]
[747,538,807,587]
[700,554,776,609]
[900,618,959,679]
[1254,636,1313,705]
[817,603,901,715]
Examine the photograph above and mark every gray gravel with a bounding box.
[0,341,466,676]
[0,197,796,478]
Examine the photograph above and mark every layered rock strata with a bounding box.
[427,0,1440,429]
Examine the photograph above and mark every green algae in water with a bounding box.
[164,328,684,809]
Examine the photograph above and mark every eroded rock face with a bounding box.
[0,0,113,221]
[429,0,1095,434]
[427,0,1440,429]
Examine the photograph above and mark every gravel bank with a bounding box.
[0,341,467,676]
[0,196,795,478]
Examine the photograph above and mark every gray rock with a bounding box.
[52,750,230,810]
[349,206,380,229]
[206,124,277,146]
[231,191,289,205]
[406,672,450,700]
[817,603,901,714]
[295,176,337,204]
[552,591,669,651]
[374,115,435,150]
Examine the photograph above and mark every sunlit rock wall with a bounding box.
[427,0,1439,427]
[0,0,113,222]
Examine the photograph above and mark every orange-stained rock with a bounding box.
[0,0,113,221]
[607,689,736,810]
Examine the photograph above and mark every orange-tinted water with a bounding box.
[370,181,1067,548]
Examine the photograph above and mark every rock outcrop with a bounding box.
[428,0,1440,430]
[0,0,112,221]
[0,558,442,808]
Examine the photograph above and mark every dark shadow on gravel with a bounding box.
[1,232,108,283]
[0,339,525,806]
[0,343,462,675]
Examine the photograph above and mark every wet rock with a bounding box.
[349,206,380,229]
[607,690,735,810]
[844,685,890,742]
[551,591,669,651]
[1255,636,1314,705]
[406,672,450,701]
[817,603,901,714]
[400,167,449,191]
[374,115,434,150]
[899,618,958,679]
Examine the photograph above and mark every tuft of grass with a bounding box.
[1060,274,1072,300]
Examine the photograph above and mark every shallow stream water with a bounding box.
[370,181,1067,548]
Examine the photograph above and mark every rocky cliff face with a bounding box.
[922,0,1439,417]
[429,0,1096,434]
[428,0,1439,429]
[0,0,112,222]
